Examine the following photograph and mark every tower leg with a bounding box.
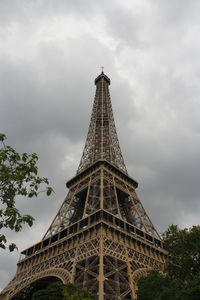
[98,234,104,300]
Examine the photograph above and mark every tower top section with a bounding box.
[95,71,111,85]
[77,72,127,174]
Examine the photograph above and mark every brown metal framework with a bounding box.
[0,72,167,300]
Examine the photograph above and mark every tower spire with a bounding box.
[77,72,127,174]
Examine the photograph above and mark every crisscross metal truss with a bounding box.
[77,72,127,174]
[43,163,160,240]
[2,224,167,300]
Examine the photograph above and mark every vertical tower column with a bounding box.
[98,228,105,300]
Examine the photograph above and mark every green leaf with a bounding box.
[0,133,6,142]
[46,187,53,196]
[9,243,17,252]
[0,234,7,244]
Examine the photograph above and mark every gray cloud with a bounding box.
[1,0,200,292]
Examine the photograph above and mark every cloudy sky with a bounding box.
[1,0,200,291]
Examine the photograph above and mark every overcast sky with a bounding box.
[1,0,200,291]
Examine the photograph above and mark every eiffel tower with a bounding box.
[1,71,167,300]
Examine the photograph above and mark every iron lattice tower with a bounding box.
[0,72,167,300]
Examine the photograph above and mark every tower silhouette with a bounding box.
[1,72,167,300]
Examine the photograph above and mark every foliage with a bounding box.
[31,282,95,300]
[137,269,183,300]
[137,225,200,300]
[62,283,94,300]
[31,282,63,300]
[0,134,54,251]
[137,270,200,300]
[163,224,200,281]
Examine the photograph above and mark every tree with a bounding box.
[31,282,95,300]
[0,133,53,251]
[137,225,200,300]
[163,224,200,281]
[31,282,64,300]
[137,269,183,300]
[62,284,94,300]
